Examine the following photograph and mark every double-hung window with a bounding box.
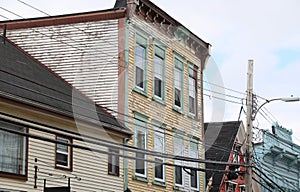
[174,135,184,187]
[0,121,27,178]
[134,114,148,178]
[188,63,197,116]
[108,149,119,176]
[153,46,165,101]
[134,34,148,92]
[174,55,184,111]
[154,125,165,182]
[189,141,199,190]
[55,136,72,171]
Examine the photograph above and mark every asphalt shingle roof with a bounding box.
[204,121,241,192]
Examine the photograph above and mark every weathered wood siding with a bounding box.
[0,100,125,192]
[126,14,205,192]
[6,20,119,114]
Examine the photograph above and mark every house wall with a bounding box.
[125,14,205,192]
[254,129,300,192]
[0,99,125,192]
[5,19,120,114]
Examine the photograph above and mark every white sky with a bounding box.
[1,0,300,144]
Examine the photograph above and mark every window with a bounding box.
[134,34,148,92]
[134,114,148,178]
[226,182,237,192]
[55,136,72,171]
[108,149,119,176]
[154,126,165,182]
[190,141,199,190]
[174,135,184,186]
[240,185,246,192]
[153,46,165,101]
[188,63,197,116]
[0,121,27,178]
[174,56,184,110]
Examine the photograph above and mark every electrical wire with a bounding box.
[0,119,249,172]
[0,66,243,157]
[0,112,249,168]
[1,5,251,157]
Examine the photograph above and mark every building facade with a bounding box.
[0,36,132,191]
[0,0,211,191]
[204,121,246,192]
[254,123,300,192]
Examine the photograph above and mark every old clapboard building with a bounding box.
[0,36,132,191]
[0,0,211,191]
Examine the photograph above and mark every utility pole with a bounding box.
[245,59,253,192]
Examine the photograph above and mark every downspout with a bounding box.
[123,17,130,192]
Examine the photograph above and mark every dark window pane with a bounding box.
[189,96,195,114]
[154,77,162,98]
[175,88,181,107]
[135,152,145,175]
[56,153,68,167]
[191,169,198,188]
[175,166,182,185]
[154,158,163,180]
[135,66,144,88]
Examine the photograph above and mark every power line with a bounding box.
[1,5,249,156]
[252,176,273,192]
[203,80,246,96]
[0,67,242,157]
[17,0,50,16]
[203,93,243,105]
[0,112,249,168]
[0,14,9,20]
[0,117,249,172]
[252,168,286,192]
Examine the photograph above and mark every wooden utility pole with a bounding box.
[245,59,253,192]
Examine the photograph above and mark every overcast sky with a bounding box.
[1,0,300,144]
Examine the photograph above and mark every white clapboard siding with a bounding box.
[0,126,124,192]
[7,19,119,115]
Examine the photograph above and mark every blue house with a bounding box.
[253,122,300,192]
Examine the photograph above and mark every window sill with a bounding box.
[152,180,166,188]
[172,106,184,115]
[132,175,148,183]
[187,113,197,120]
[0,172,27,181]
[173,185,184,191]
[152,96,166,106]
[55,165,72,172]
[108,172,120,177]
[133,87,148,98]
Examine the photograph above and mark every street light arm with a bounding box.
[252,97,300,121]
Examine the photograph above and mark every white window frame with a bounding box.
[55,136,72,170]
[188,63,197,117]
[174,55,184,111]
[189,141,199,191]
[153,126,165,183]
[134,33,148,92]
[188,76,196,115]
[153,45,165,101]
[174,135,184,187]
[134,119,147,178]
